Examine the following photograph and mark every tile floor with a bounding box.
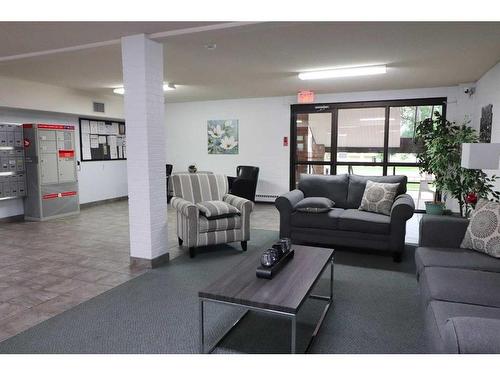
[0,200,421,343]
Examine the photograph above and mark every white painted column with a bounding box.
[121,34,168,267]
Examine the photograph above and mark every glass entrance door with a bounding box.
[293,111,333,188]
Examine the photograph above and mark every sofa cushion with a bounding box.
[425,300,500,353]
[420,267,500,308]
[291,208,344,230]
[199,215,241,233]
[298,174,349,208]
[461,199,500,258]
[415,246,500,277]
[337,209,390,235]
[359,180,400,216]
[346,174,407,209]
[295,197,334,213]
[196,200,240,219]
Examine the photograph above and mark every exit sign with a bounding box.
[298,90,315,103]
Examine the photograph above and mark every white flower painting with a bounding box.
[208,120,239,154]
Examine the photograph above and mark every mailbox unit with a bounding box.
[0,124,26,200]
[23,123,79,221]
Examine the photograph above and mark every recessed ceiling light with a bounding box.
[205,43,217,50]
[113,83,176,95]
[298,65,387,80]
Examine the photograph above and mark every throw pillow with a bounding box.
[461,199,500,258]
[359,180,400,216]
[196,200,240,219]
[295,197,334,213]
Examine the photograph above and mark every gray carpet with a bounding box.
[0,229,426,354]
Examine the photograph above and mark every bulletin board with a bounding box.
[79,118,126,161]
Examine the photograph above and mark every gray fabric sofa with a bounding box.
[275,174,415,261]
[416,215,500,353]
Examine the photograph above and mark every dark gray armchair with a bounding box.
[275,174,415,262]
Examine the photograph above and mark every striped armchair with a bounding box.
[170,173,254,258]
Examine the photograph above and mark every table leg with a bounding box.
[330,258,334,301]
[199,299,205,353]
[291,315,297,354]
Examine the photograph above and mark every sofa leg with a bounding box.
[189,247,196,258]
[392,252,402,263]
[241,241,247,251]
[178,237,183,246]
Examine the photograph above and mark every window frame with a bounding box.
[290,97,447,211]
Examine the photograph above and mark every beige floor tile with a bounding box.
[0,308,55,335]
[8,290,60,308]
[0,302,28,320]
[43,278,96,294]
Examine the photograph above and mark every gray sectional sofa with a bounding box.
[275,174,415,261]
[416,215,500,353]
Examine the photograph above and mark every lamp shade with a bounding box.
[461,143,500,169]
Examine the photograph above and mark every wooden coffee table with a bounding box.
[198,245,334,353]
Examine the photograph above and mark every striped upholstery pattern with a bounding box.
[170,174,253,249]
[199,215,241,233]
[196,200,240,218]
[171,173,228,203]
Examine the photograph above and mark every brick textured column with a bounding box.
[121,34,168,267]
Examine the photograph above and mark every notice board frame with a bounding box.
[79,117,127,162]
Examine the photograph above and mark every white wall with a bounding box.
[165,85,471,199]
[0,75,124,119]
[0,108,127,219]
[473,61,500,191]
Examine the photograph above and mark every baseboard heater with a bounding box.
[255,193,280,203]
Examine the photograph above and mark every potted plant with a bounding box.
[415,112,500,217]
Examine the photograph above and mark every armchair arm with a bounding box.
[275,189,305,238]
[170,197,199,218]
[418,214,469,248]
[223,194,253,241]
[442,317,500,354]
[390,194,415,222]
[223,193,254,212]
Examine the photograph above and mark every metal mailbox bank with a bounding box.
[23,123,79,220]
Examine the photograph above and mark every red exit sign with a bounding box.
[298,90,315,103]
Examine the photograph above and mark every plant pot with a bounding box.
[425,201,445,215]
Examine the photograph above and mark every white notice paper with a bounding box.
[82,134,91,159]
[98,121,106,134]
[111,123,120,135]
[98,136,106,144]
[108,136,118,159]
[90,121,98,134]
[90,134,99,148]
[118,147,123,159]
[81,120,90,134]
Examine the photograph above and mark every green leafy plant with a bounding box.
[415,112,500,217]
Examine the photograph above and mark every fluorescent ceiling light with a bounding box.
[298,65,387,80]
[113,83,176,95]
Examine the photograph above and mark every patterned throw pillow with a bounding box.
[295,197,334,213]
[359,180,400,216]
[461,199,500,258]
[196,200,240,219]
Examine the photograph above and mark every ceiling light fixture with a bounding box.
[298,65,387,80]
[113,83,176,95]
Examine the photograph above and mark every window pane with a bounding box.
[389,105,443,163]
[388,166,435,210]
[337,108,385,163]
[388,106,419,163]
[296,113,332,162]
[295,164,330,188]
[335,165,383,175]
